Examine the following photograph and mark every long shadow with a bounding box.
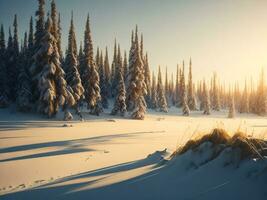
[0,131,153,162]
[0,152,165,200]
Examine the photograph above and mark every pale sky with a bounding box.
[0,0,267,85]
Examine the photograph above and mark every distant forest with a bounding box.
[0,0,266,120]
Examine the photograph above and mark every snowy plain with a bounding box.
[0,105,267,200]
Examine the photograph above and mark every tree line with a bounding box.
[0,0,266,120]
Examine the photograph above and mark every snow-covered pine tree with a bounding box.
[99,50,109,108]
[64,13,85,117]
[78,42,83,70]
[180,63,189,115]
[104,47,111,98]
[174,64,179,106]
[202,80,210,115]
[255,69,266,115]
[17,32,32,111]
[111,58,127,116]
[95,46,100,71]
[126,30,136,110]
[30,0,45,103]
[81,15,102,115]
[6,15,20,102]
[144,53,151,108]
[0,24,9,107]
[164,67,170,107]
[110,40,117,97]
[130,26,147,119]
[170,73,175,106]
[187,58,197,110]
[228,93,235,118]
[151,72,158,109]
[123,51,128,82]
[34,15,74,118]
[179,61,186,108]
[212,72,220,111]
[157,66,168,112]
[239,80,249,113]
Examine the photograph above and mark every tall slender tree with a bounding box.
[99,50,109,108]
[151,72,158,109]
[64,13,85,118]
[187,58,197,110]
[0,24,9,107]
[104,47,111,98]
[81,15,102,115]
[157,66,168,112]
[129,26,147,119]
[202,80,210,115]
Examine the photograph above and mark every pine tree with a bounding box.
[64,13,84,116]
[228,93,235,118]
[255,69,266,115]
[123,51,128,82]
[212,73,220,111]
[111,39,117,97]
[57,13,63,61]
[157,66,168,112]
[95,46,100,71]
[17,32,32,111]
[129,26,147,119]
[81,15,102,115]
[30,0,45,103]
[0,24,9,107]
[34,16,74,117]
[187,58,197,110]
[126,30,135,109]
[99,50,109,108]
[151,72,158,109]
[202,80,210,115]
[104,47,111,98]
[111,59,127,116]
[179,61,186,108]
[7,15,20,101]
[239,80,249,113]
[164,67,170,107]
[174,64,179,106]
[143,53,151,108]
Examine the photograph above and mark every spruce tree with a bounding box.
[123,51,128,82]
[99,50,109,108]
[126,30,136,109]
[151,72,158,109]
[187,58,197,110]
[30,0,45,103]
[239,80,249,113]
[228,93,235,118]
[212,73,220,111]
[157,66,168,112]
[174,64,179,106]
[111,60,127,116]
[81,15,102,115]
[255,69,266,115]
[17,32,32,111]
[144,53,151,108]
[64,13,85,117]
[104,47,111,98]
[111,40,117,97]
[0,24,9,107]
[179,61,186,108]
[202,80,210,115]
[164,67,170,107]
[129,26,147,119]
[7,15,20,101]
[34,16,74,117]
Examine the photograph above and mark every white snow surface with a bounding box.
[0,105,267,199]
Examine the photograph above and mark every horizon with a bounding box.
[0,0,267,86]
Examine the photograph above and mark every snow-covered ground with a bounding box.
[0,106,267,199]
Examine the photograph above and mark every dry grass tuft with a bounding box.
[173,128,267,160]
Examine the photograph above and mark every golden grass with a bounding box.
[173,128,267,160]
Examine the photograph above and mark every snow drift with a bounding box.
[1,128,267,200]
